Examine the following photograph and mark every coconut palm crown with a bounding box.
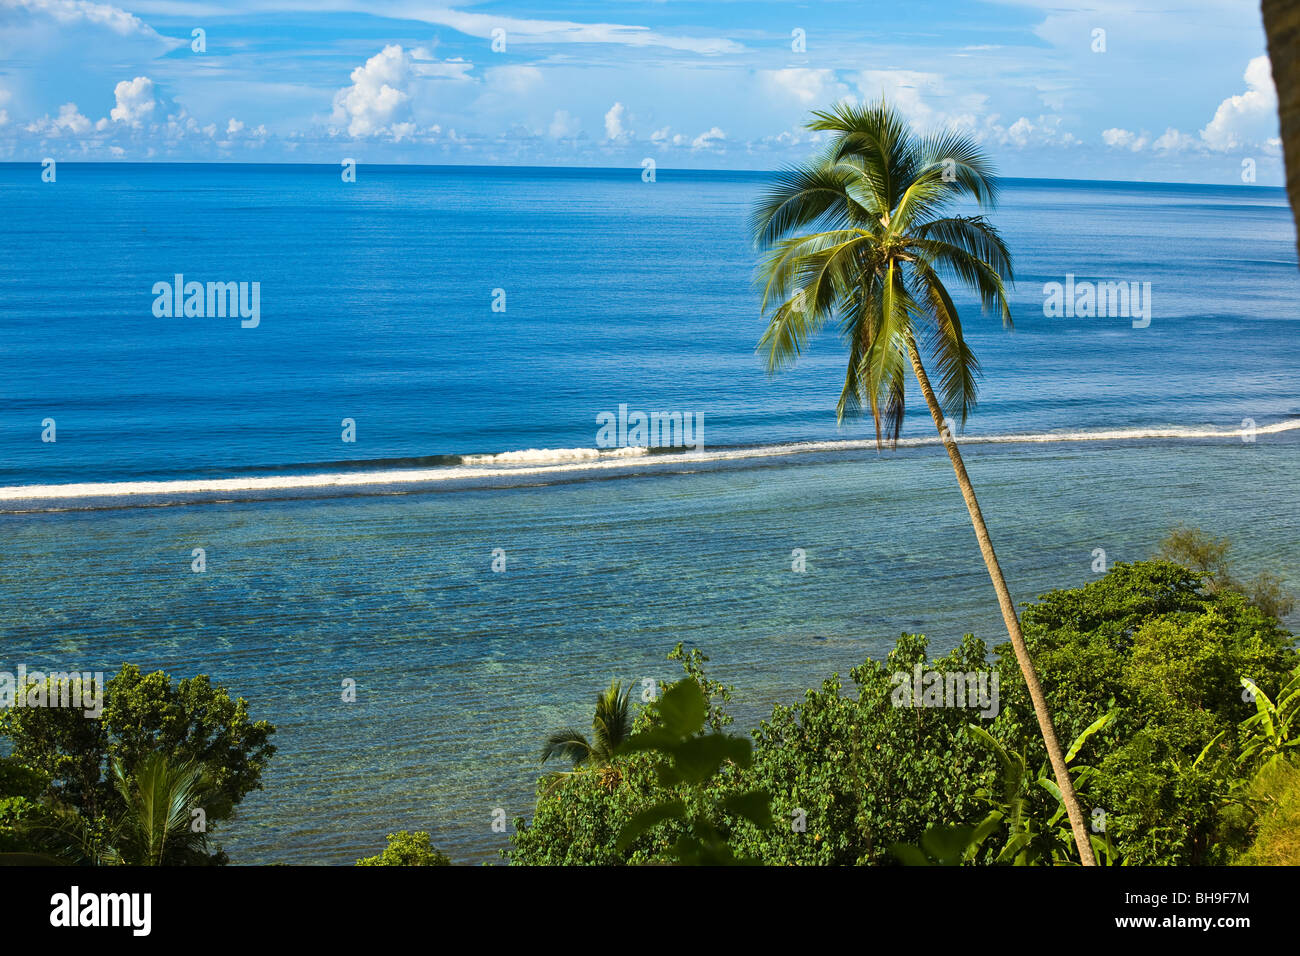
[753,99,1013,445]
[540,679,634,769]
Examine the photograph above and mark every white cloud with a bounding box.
[604,101,630,141]
[650,125,686,147]
[110,76,156,126]
[414,57,474,82]
[548,109,579,139]
[982,113,1078,148]
[1153,126,1196,152]
[1101,127,1148,151]
[761,68,841,105]
[1006,116,1034,146]
[397,8,742,55]
[486,65,541,95]
[855,69,985,133]
[331,44,411,137]
[1200,55,1277,151]
[4,0,175,41]
[227,118,244,135]
[691,126,726,150]
[1098,57,1279,157]
[25,101,91,135]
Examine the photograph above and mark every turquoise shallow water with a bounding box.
[3,434,1298,863]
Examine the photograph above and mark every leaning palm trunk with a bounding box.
[906,340,1096,865]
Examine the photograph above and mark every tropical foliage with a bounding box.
[0,664,274,865]
[356,831,452,866]
[539,678,635,794]
[509,559,1297,867]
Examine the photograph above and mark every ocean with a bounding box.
[0,163,1297,863]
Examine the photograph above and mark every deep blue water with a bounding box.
[0,164,1297,864]
[1,164,1297,484]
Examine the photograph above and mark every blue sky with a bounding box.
[0,0,1284,184]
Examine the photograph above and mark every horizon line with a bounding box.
[0,160,1281,192]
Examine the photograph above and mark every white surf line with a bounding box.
[2,420,1296,502]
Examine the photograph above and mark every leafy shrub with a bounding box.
[992,561,1296,864]
[356,831,451,866]
[1233,759,1300,865]
[729,633,995,864]
[510,561,1296,866]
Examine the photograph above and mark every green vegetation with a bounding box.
[356,831,451,866]
[1157,525,1295,620]
[1233,759,1300,865]
[540,679,634,793]
[509,554,1298,867]
[615,678,774,865]
[0,664,274,865]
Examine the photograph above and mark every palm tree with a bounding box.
[111,751,213,865]
[751,100,1095,864]
[540,680,634,791]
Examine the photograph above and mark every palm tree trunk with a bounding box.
[1262,0,1300,257]
[906,340,1097,866]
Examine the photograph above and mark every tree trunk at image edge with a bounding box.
[906,340,1098,867]
[1263,0,1300,258]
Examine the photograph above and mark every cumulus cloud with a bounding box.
[604,101,630,141]
[109,76,156,126]
[690,126,726,150]
[855,69,986,134]
[1101,127,1148,151]
[1153,126,1197,152]
[1101,57,1279,157]
[331,44,411,137]
[3,0,177,41]
[1200,55,1277,151]
[651,126,686,147]
[989,113,1078,147]
[25,101,91,135]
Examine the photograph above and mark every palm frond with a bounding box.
[910,260,982,427]
[111,751,212,866]
[750,152,863,249]
[540,729,593,767]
